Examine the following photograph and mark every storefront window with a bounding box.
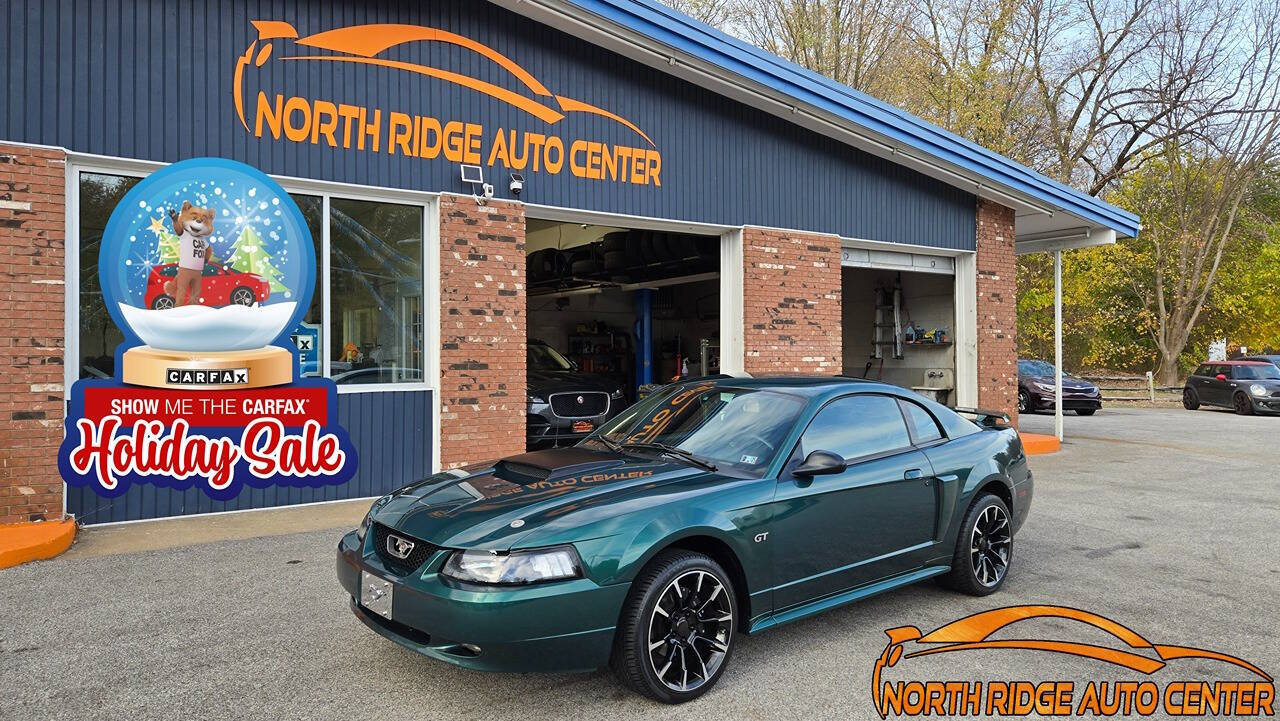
[79,172,140,380]
[292,195,324,376]
[329,199,424,384]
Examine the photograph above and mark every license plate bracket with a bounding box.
[360,570,394,620]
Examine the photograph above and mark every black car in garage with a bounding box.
[1183,360,1280,415]
[1017,359,1103,415]
[527,339,626,449]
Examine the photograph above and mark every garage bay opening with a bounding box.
[525,219,722,449]
[841,254,957,406]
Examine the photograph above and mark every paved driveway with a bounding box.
[2,407,1276,720]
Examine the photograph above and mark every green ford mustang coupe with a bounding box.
[336,376,1033,703]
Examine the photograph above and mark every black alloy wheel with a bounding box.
[612,550,736,703]
[1233,392,1254,416]
[1182,388,1200,410]
[941,493,1013,596]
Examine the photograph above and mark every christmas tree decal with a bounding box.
[157,231,180,264]
[227,226,289,294]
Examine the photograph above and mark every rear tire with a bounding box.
[611,550,737,703]
[941,493,1012,596]
[1075,408,1096,416]
[1182,388,1200,410]
[1233,392,1254,416]
[151,294,175,310]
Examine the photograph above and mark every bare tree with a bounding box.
[661,0,738,27]
[1128,1,1280,383]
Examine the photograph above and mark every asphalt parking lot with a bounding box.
[3,406,1277,720]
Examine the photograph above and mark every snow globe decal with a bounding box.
[58,158,357,501]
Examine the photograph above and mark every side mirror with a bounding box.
[1216,374,1227,381]
[794,450,846,478]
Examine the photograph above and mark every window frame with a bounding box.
[64,155,438,396]
[896,397,947,447]
[788,392,919,468]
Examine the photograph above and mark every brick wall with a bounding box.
[742,227,842,375]
[438,194,526,468]
[975,198,1018,424]
[0,144,66,523]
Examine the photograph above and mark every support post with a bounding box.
[635,288,653,389]
[1147,371,1155,403]
[1054,250,1064,441]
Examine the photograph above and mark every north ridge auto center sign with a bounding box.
[235,20,663,187]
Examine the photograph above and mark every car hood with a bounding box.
[368,447,710,549]
[1024,374,1097,391]
[527,368,618,395]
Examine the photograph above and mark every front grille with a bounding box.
[549,391,609,418]
[372,523,438,575]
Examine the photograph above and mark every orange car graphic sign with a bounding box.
[233,20,661,186]
[872,605,1274,717]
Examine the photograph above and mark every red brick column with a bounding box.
[742,227,841,375]
[438,195,526,468]
[976,199,1018,423]
[0,144,66,523]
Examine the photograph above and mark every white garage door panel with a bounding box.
[840,247,954,275]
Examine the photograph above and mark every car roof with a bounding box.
[1206,360,1272,366]
[694,374,901,398]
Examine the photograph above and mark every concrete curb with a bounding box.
[1022,433,1061,455]
[0,518,77,569]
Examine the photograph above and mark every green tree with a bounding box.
[156,231,179,264]
[227,226,289,294]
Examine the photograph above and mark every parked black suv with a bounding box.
[527,339,626,449]
[1017,359,1103,415]
[1183,360,1280,415]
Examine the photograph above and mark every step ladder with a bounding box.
[872,279,903,360]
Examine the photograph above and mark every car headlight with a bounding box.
[1250,384,1267,397]
[1033,381,1057,392]
[528,394,546,404]
[356,494,394,541]
[441,545,582,585]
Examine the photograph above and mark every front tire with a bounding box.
[1017,389,1031,414]
[230,286,256,306]
[611,550,737,703]
[1182,388,1200,410]
[1075,408,1096,416]
[151,294,175,310]
[941,493,1013,596]
[1233,392,1254,416]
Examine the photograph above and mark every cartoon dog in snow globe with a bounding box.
[101,158,313,389]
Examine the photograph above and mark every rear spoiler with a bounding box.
[953,407,1012,429]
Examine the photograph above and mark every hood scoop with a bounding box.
[494,448,625,482]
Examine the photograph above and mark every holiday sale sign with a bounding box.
[58,158,357,500]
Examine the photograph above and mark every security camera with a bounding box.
[481,183,495,199]
[509,173,524,196]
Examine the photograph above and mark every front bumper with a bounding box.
[1029,391,1102,411]
[526,399,619,448]
[1248,396,1280,414]
[336,531,629,673]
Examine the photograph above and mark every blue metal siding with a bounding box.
[2,0,975,249]
[65,390,433,525]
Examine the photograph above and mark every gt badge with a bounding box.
[754,532,769,543]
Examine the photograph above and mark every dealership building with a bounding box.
[0,0,1137,524]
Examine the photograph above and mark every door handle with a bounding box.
[904,468,924,480]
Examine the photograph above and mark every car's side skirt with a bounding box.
[747,565,951,635]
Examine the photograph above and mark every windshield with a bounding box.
[590,382,806,475]
[1019,360,1063,376]
[528,343,574,371]
[1236,364,1280,380]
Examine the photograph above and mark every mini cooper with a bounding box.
[336,376,1033,702]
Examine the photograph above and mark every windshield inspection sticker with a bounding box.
[740,455,759,464]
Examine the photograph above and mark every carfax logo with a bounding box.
[872,605,1275,717]
[57,158,358,500]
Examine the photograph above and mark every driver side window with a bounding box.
[798,395,912,461]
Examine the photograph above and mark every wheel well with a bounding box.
[976,479,1013,514]
[664,535,753,633]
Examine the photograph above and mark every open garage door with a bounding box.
[841,247,958,406]
[525,219,722,449]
